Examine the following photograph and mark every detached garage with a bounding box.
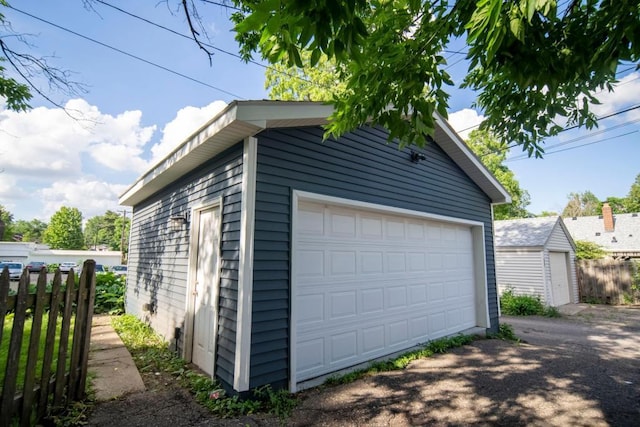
[119,100,510,393]
[494,217,578,307]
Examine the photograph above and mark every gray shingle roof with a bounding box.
[563,213,640,253]
[494,217,562,247]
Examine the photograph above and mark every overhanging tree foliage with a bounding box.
[224,0,640,154]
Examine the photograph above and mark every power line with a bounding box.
[200,0,241,11]
[477,103,640,159]
[459,73,640,136]
[7,5,245,99]
[505,130,638,162]
[93,0,324,89]
[506,116,640,161]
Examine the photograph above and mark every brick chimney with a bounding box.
[602,202,614,232]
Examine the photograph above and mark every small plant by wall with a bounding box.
[500,288,560,317]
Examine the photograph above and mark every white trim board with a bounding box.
[234,137,257,392]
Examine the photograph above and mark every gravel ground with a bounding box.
[87,305,640,426]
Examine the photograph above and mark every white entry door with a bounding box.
[549,252,571,306]
[191,206,220,376]
[293,200,477,383]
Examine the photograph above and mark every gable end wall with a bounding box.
[250,125,497,389]
[544,224,578,303]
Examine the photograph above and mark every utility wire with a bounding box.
[199,0,241,11]
[506,116,640,161]
[7,5,245,99]
[93,0,325,89]
[480,103,640,159]
[505,130,638,161]
[458,71,640,136]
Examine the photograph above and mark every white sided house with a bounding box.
[119,100,510,394]
[494,216,577,306]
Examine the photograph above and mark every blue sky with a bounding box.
[1,1,638,222]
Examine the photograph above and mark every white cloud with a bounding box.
[447,108,485,140]
[590,72,640,121]
[0,99,155,176]
[38,178,129,220]
[149,100,227,163]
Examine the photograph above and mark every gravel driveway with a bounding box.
[88,305,640,426]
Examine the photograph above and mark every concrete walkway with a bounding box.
[88,315,145,401]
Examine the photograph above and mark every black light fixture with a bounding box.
[169,214,187,232]
[410,151,426,163]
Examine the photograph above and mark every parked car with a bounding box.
[111,265,127,276]
[26,261,47,273]
[77,264,107,276]
[59,262,78,274]
[0,262,24,280]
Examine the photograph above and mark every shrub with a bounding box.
[575,240,607,260]
[93,272,125,314]
[500,288,545,316]
[500,289,562,317]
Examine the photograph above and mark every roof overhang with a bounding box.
[120,101,511,206]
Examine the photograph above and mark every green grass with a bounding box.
[112,314,297,420]
[0,314,73,390]
[324,334,474,386]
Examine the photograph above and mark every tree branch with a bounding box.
[182,0,214,65]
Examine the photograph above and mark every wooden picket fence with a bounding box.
[576,259,640,305]
[0,260,96,426]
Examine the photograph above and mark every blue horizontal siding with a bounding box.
[127,142,243,390]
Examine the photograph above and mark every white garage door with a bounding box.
[294,200,477,382]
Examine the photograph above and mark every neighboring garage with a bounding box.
[494,216,578,307]
[294,198,482,383]
[120,101,510,394]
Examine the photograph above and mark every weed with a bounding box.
[542,306,561,318]
[489,323,520,342]
[253,385,298,420]
[112,314,297,420]
[323,334,473,386]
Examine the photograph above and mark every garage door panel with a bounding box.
[295,201,478,382]
[297,294,324,325]
[361,287,384,313]
[298,250,324,276]
[330,331,358,364]
[329,291,357,319]
[362,325,386,354]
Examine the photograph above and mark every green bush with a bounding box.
[93,272,125,315]
[500,288,545,316]
[575,240,607,260]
